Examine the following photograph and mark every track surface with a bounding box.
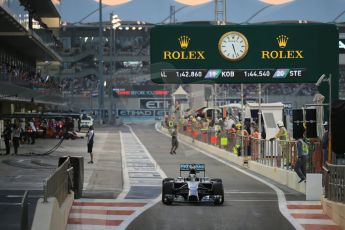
[127,124,303,230]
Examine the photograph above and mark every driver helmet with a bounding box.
[189,173,196,182]
[189,164,197,174]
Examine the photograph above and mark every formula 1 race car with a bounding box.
[162,163,224,205]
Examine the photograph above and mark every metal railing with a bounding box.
[324,163,345,204]
[173,124,323,173]
[43,157,73,205]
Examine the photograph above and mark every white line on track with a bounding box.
[295,219,336,225]
[288,209,323,214]
[286,201,321,205]
[155,123,304,230]
[117,131,130,200]
[67,225,122,230]
[6,194,40,198]
[114,124,168,230]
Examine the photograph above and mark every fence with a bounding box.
[324,163,345,204]
[251,138,323,173]
[173,123,323,173]
[43,157,74,205]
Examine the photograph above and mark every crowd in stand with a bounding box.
[59,75,98,94]
[1,62,34,82]
[0,62,60,91]
[2,60,345,98]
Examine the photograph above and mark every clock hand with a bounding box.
[232,44,238,56]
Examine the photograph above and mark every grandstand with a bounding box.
[0,0,64,114]
[54,19,345,113]
[2,0,345,116]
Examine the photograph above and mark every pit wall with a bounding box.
[321,196,345,229]
[31,192,74,230]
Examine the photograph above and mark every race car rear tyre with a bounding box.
[212,182,224,205]
[162,181,174,205]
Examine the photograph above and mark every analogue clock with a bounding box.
[218,31,249,61]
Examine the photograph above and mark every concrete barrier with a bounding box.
[162,127,306,194]
[248,161,306,194]
[31,192,74,230]
[321,196,345,229]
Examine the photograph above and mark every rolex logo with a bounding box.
[276,35,289,48]
[163,35,205,60]
[178,35,190,49]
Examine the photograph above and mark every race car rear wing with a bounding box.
[180,163,205,177]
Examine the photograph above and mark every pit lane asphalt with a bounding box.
[127,123,305,230]
[0,126,123,230]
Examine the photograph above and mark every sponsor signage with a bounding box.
[118,110,154,117]
[163,35,206,60]
[151,24,338,85]
[154,110,166,116]
[113,85,170,97]
[180,163,205,171]
[118,109,166,117]
[140,99,171,109]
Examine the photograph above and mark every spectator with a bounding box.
[270,120,289,167]
[2,121,12,155]
[321,121,329,165]
[170,125,178,155]
[12,124,21,155]
[29,119,37,144]
[19,119,26,143]
[86,126,95,164]
[294,134,308,183]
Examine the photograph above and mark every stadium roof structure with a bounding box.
[0,4,62,62]
[59,0,345,24]
[21,0,60,18]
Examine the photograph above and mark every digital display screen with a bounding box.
[112,86,170,97]
[158,68,306,83]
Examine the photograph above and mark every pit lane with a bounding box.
[126,123,305,230]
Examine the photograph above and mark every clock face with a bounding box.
[218,31,249,61]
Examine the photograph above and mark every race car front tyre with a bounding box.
[162,181,174,205]
[212,182,224,205]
